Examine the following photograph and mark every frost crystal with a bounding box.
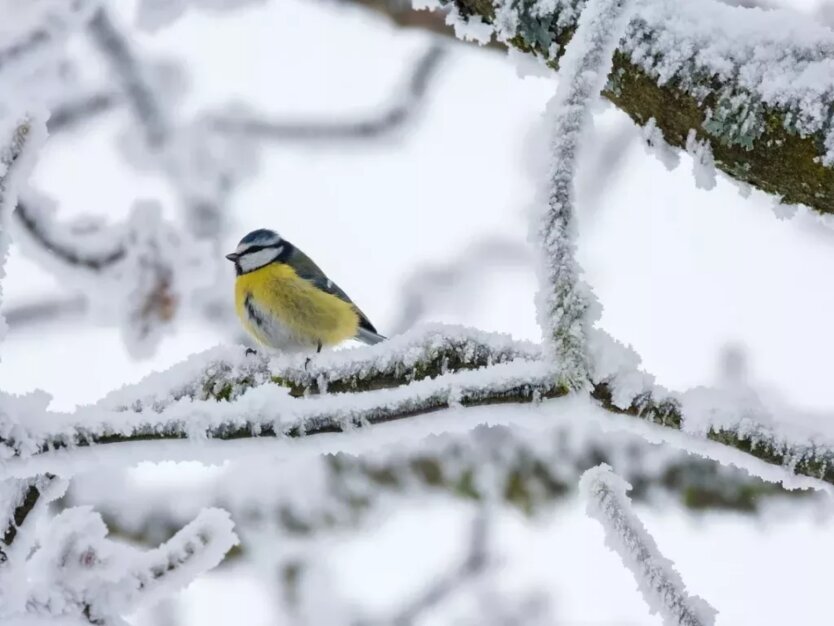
[445,6,494,45]
[534,0,633,389]
[641,117,680,171]
[685,130,716,191]
[580,464,718,626]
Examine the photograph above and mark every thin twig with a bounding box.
[14,199,126,271]
[2,295,86,329]
[47,92,120,134]
[385,508,490,626]
[210,43,447,141]
[580,464,717,625]
[0,475,56,563]
[87,8,168,147]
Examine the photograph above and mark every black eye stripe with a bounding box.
[240,244,281,255]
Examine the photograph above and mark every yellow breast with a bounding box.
[234,263,360,348]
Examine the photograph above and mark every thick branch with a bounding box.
[66,422,798,560]
[351,0,834,214]
[0,331,833,492]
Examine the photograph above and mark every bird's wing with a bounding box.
[287,246,382,336]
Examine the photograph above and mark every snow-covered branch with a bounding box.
[47,91,120,134]
[87,8,169,148]
[535,0,631,388]
[12,194,211,358]
[19,507,237,623]
[580,464,717,626]
[0,1,99,92]
[358,0,834,216]
[64,423,797,560]
[0,117,48,342]
[0,321,831,496]
[14,197,126,272]
[0,476,58,563]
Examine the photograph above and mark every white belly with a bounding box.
[243,295,317,353]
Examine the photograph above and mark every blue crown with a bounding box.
[239,229,282,247]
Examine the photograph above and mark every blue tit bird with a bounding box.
[225,228,385,353]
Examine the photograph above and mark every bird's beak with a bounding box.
[225,252,240,262]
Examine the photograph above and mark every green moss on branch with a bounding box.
[352,0,834,214]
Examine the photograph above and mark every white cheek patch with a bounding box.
[239,246,284,272]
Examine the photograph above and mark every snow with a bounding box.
[0,0,833,623]
[20,506,237,623]
[445,6,494,46]
[580,464,717,626]
[641,117,680,171]
[534,0,633,388]
[622,0,834,163]
[685,130,716,191]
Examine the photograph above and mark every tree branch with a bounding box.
[14,197,126,271]
[47,91,120,134]
[0,475,57,563]
[1,295,86,329]
[580,464,717,625]
[65,421,798,562]
[86,8,169,148]
[0,325,830,493]
[348,0,834,215]
[210,42,447,142]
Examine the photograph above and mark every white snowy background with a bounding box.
[2,0,834,623]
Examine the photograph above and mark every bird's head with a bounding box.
[226,229,290,275]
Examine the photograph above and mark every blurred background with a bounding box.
[2,0,834,623]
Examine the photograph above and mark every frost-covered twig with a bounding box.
[2,295,86,330]
[580,464,717,626]
[0,117,48,342]
[536,0,632,388]
[14,197,126,271]
[0,475,58,563]
[390,237,532,334]
[65,423,797,558]
[19,507,238,623]
[87,8,169,148]
[47,91,120,134]
[0,1,99,87]
[13,194,209,358]
[211,43,447,142]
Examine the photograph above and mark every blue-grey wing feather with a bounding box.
[286,246,385,342]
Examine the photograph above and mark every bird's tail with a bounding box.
[356,327,386,345]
